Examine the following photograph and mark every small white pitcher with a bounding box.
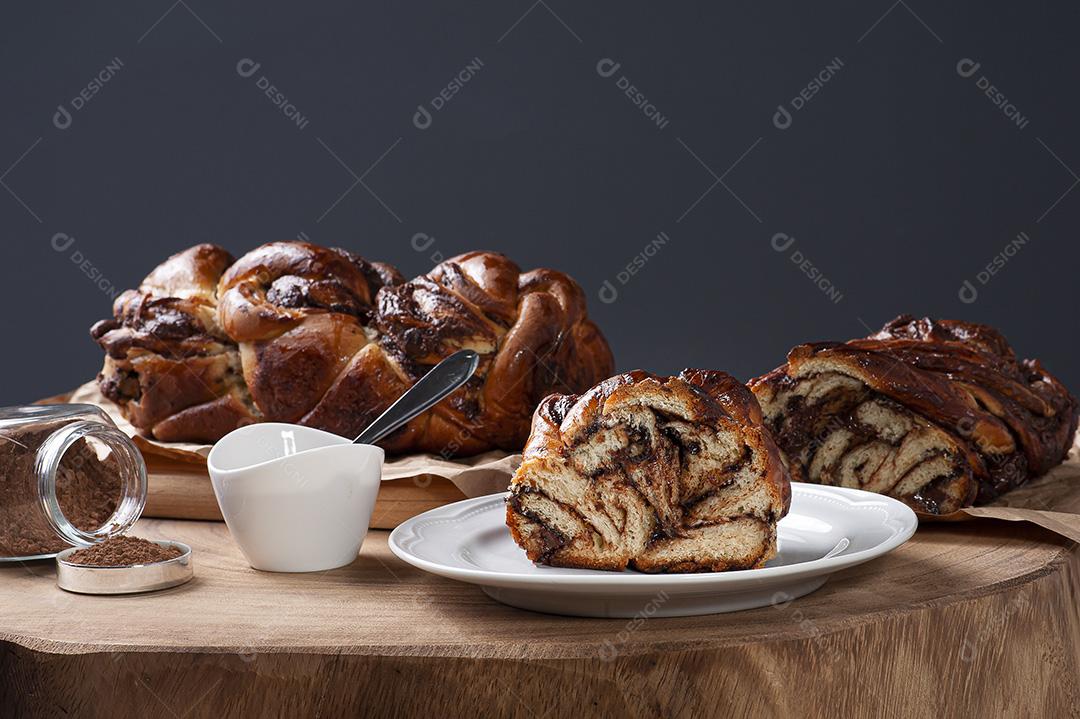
[208,423,384,572]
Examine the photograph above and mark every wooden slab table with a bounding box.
[1,517,1078,718]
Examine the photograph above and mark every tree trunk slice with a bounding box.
[1,517,1078,718]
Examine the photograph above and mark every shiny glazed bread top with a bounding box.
[91,241,614,454]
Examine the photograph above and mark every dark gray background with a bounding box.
[3,2,1078,403]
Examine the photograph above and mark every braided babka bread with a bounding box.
[506,370,791,573]
[750,316,1077,515]
[91,241,614,454]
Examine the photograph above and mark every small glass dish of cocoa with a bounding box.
[55,535,193,595]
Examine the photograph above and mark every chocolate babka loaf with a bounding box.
[506,370,791,573]
[750,316,1077,515]
[91,242,614,455]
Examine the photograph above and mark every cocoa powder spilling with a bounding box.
[67,535,182,567]
[0,422,121,557]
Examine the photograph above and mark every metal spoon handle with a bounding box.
[352,349,480,446]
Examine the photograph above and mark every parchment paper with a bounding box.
[59,381,1080,541]
[939,431,1080,542]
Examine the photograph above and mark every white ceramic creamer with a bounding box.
[208,423,384,572]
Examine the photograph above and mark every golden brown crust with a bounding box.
[151,394,257,444]
[92,243,613,456]
[89,245,253,436]
[217,241,397,343]
[371,251,615,453]
[506,369,792,573]
[749,315,1078,514]
[91,244,235,359]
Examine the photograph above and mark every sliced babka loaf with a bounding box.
[749,316,1077,515]
[506,369,791,573]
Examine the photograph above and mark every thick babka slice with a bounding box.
[749,316,1078,515]
[506,369,791,573]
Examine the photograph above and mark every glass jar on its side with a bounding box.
[0,404,147,560]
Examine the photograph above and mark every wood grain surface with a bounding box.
[142,456,466,529]
[40,389,474,530]
[1,516,1078,718]
[142,456,223,521]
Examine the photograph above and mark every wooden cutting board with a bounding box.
[39,390,470,529]
[142,453,466,529]
[1,516,1077,717]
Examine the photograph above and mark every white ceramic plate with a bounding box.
[389,483,918,618]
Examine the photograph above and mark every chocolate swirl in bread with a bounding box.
[506,370,791,573]
[91,242,614,455]
[749,316,1077,515]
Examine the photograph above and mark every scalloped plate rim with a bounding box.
[388,482,918,590]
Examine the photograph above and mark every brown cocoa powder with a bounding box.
[0,422,121,557]
[67,535,182,567]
